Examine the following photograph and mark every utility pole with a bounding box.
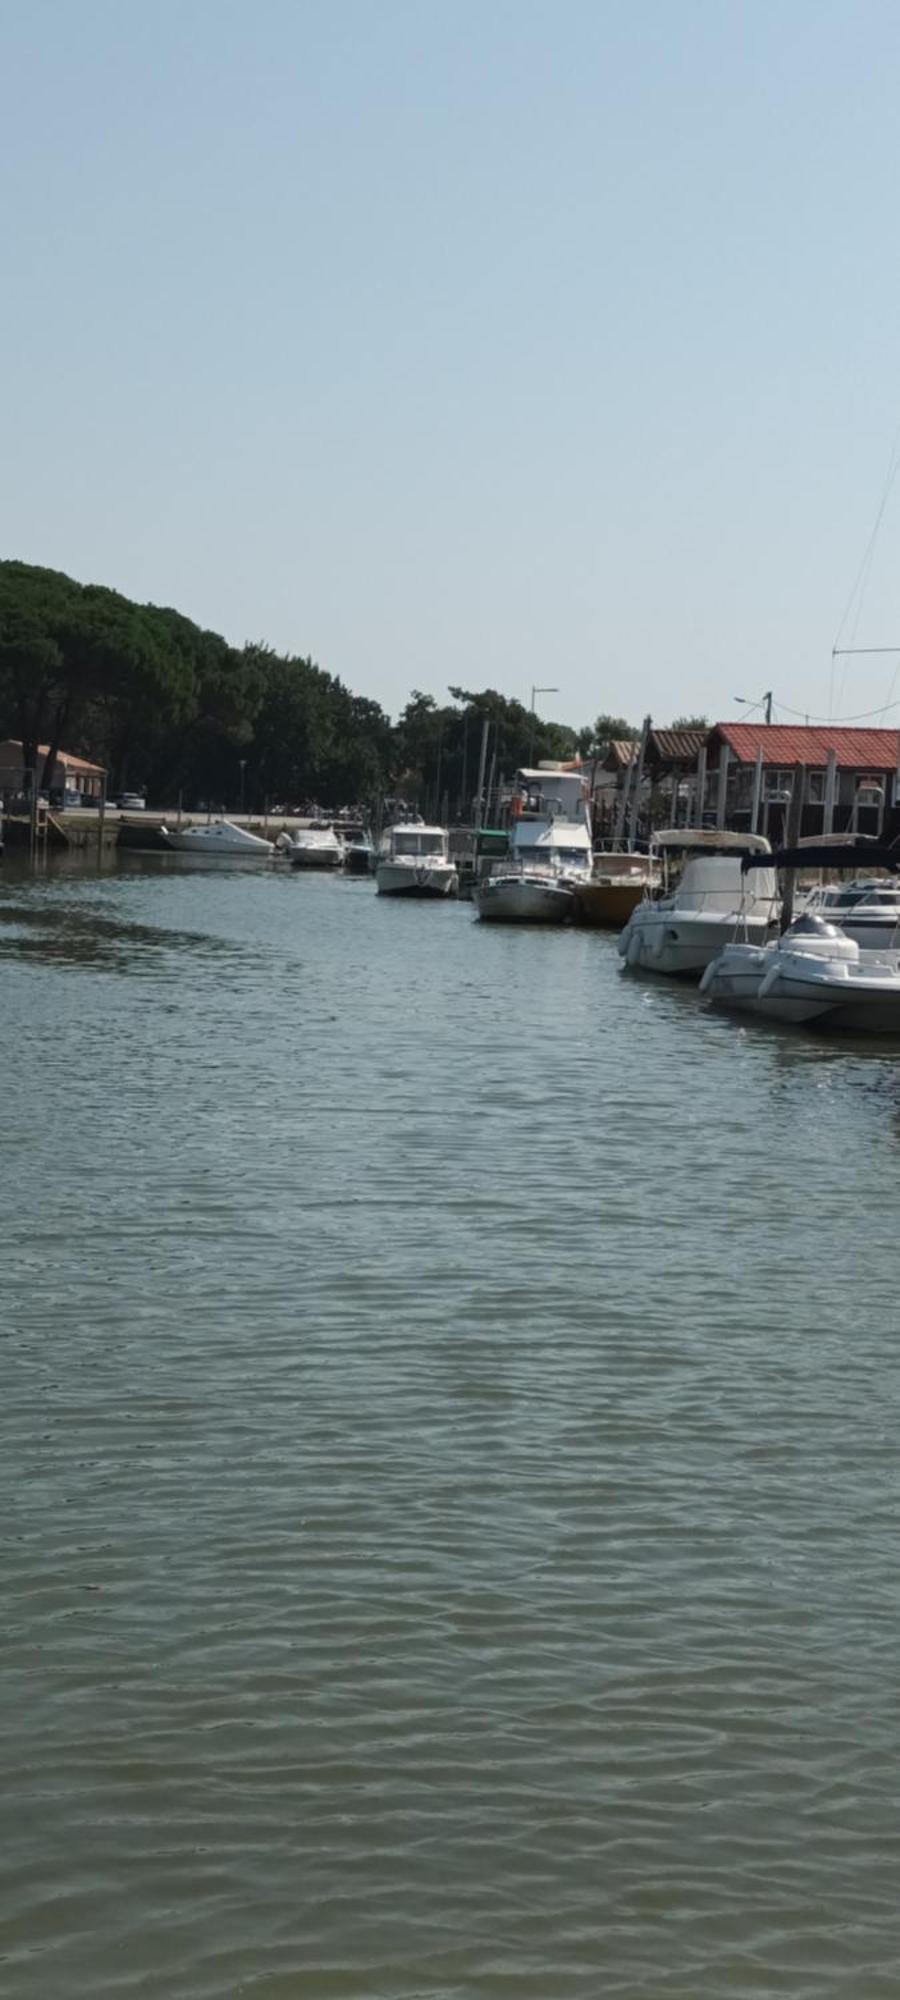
[474,718,490,830]
[764,691,773,725]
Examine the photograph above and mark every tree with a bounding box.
[0,559,595,816]
[669,714,708,730]
[0,562,83,784]
[592,713,639,744]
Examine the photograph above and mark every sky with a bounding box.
[4,0,900,734]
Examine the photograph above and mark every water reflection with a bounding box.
[0,895,248,975]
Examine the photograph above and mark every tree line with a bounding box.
[0,561,698,814]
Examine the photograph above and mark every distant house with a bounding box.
[593,728,710,833]
[705,723,900,841]
[0,740,106,802]
[593,720,900,841]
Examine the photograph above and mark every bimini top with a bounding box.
[743,840,900,874]
[652,828,772,854]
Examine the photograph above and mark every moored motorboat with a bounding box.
[701,837,900,1031]
[375,820,458,897]
[475,765,592,924]
[800,878,900,950]
[617,830,778,976]
[159,819,275,858]
[341,825,376,874]
[287,823,344,869]
[572,851,658,928]
[477,864,579,923]
[701,912,900,1032]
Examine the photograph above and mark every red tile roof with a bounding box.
[649,727,709,762]
[0,738,105,774]
[714,723,900,770]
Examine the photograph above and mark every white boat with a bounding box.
[159,819,274,858]
[287,823,344,869]
[701,912,900,1032]
[340,825,376,875]
[375,820,458,897]
[800,878,900,950]
[475,766,592,923]
[617,830,778,976]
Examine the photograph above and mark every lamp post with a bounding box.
[735,692,773,724]
[239,759,247,817]
[530,684,558,763]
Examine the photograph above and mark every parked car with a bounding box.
[116,793,146,811]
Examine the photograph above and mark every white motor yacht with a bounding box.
[287,823,344,869]
[375,820,458,897]
[159,819,274,858]
[701,912,900,1032]
[617,830,778,976]
[800,878,900,950]
[475,767,592,923]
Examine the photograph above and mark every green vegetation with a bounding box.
[592,713,640,747]
[0,561,587,813]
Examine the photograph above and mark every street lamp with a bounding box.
[239,759,247,815]
[735,692,773,724]
[530,684,558,762]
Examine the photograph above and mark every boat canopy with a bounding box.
[742,842,900,874]
[652,828,771,854]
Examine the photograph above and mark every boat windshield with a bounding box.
[820,885,900,908]
[394,831,444,856]
[515,845,585,866]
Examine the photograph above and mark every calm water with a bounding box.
[3,856,900,1999]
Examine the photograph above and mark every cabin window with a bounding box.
[394,831,443,856]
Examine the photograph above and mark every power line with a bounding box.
[772,696,900,724]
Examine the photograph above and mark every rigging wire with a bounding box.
[831,422,900,717]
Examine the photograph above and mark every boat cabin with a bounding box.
[383,823,449,860]
[512,766,588,823]
[651,829,777,909]
[510,819,592,868]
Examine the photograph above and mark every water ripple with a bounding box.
[2,861,900,1996]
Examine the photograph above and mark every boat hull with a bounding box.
[620,913,776,977]
[475,877,575,923]
[375,861,458,897]
[343,846,374,875]
[160,824,274,858]
[289,847,342,869]
[572,879,648,927]
[700,947,831,1023]
[702,934,900,1032]
[763,970,900,1033]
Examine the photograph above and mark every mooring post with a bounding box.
[780,765,806,932]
